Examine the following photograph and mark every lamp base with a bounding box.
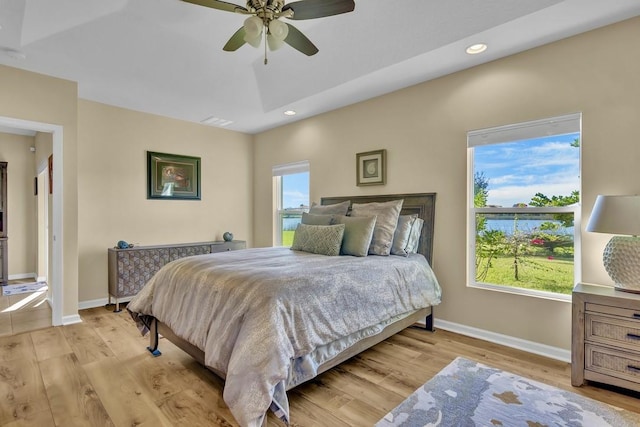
[603,235,640,293]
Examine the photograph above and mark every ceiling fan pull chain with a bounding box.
[264,28,268,65]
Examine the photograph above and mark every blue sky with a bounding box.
[474,133,580,207]
[283,172,310,209]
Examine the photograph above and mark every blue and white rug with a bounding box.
[376,357,640,427]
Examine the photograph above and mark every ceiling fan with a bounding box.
[182,0,356,64]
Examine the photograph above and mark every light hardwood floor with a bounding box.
[0,286,51,337]
[1,306,639,426]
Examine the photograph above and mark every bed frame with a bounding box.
[145,192,437,387]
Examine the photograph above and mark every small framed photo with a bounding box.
[356,149,386,186]
[147,151,201,200]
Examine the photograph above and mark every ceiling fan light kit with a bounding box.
[183,0,355,64]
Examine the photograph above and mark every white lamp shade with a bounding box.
[243,16,263,48]
[586,195,640,236]
[267,20,289,51]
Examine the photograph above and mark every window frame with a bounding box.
[466,114,582,301]
[272,161,309,246]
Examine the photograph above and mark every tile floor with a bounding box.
[0,282,51,336]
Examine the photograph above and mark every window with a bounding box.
[467,113,581,298]
[273,161,310,246]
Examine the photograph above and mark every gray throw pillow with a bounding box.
[290,223,345,256]
[308,200,350,215]
[301,212,334,225]
[391,214,418,256]
[351,199,404,256]
[334,215,377,257]
[405,217,424,254]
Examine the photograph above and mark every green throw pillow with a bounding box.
[291,223,345,256]
[334,215,377,257]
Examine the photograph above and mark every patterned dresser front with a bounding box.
[107,240,246,311]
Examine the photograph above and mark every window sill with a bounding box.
[468,282,572,303]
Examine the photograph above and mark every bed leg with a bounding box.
[147,318,162,357]
[425,307,435,332]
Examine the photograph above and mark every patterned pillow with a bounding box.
[334,215,377,257]
[301,212,334,225]
[351,199,404,256]
[309,200,350,215]
[391,214,418,256]
[405,217,424,254]
[291,223,345,256]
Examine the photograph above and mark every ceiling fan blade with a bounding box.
[284,24,319,56]
[283,0,355,20]
[223,27,247,51]
[182,0,249,14]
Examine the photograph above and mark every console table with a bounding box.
[108,240,246,312]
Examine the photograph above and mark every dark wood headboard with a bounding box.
[320,193,436,265]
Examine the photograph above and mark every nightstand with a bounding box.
[572,283,640,392]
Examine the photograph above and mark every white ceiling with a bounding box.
[1,0,639,135]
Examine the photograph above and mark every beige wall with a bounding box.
[254,17,640,350]
[77,100,254,303]
[0,133,37,277]
[0,65,78,320]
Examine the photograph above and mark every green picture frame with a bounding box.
[147,151,201,200]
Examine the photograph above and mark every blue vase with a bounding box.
[223,232,233,242]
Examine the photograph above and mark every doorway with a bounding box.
[0,116,63,327]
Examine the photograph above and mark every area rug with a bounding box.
[376,357,640,427]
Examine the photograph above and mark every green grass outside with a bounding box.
[282,230,295,247]
[480,255,574,295]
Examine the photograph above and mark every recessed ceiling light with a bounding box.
[466,43,487,55]
[284,110,296,116]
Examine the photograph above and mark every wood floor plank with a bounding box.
[30,327,73,362]
[83,356,175,427]
[39,353,114,427]
[2,408,56,427]
[0,332,35,362]
[0,357,51,425]
[61,323,115,365]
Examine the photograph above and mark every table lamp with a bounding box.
[586,195,640,293]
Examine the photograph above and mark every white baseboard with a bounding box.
[8,272,37,281]
[434,318,571,363]
[62,314,82,325]
[78,298,109,310]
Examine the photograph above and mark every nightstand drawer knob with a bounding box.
[627,333,640,340]
[627,365,640,374]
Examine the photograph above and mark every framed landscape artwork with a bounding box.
[147,151,201,200]
[356,149,386,186]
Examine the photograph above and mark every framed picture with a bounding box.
[356,149,386,186]
[147,151,201,200]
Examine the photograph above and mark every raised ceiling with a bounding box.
[1,0,639,134]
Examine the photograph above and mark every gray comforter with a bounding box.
[127,246,441,427]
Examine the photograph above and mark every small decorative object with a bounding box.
[223,232,234,242]
[116,240,134,249]
[586,195,640,293]
[147,151,201,200]
[356,149,386,186]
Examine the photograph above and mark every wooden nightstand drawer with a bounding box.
[586,302,640,320]
[586,313,640,353]
[585,343,640,385]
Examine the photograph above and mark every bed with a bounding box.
[127,192,441,427]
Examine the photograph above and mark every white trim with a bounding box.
[78,298,110,310]
[272,160,309,176]
[434,318,570,363]
[62,314,82,325]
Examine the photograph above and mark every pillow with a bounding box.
[405,217,424,254]
[308,200,350,216]
[334,215,377,257]
[290,223,345,256]
[351,199,404,256]
[301,212,334,226]
[391,214,418,256]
